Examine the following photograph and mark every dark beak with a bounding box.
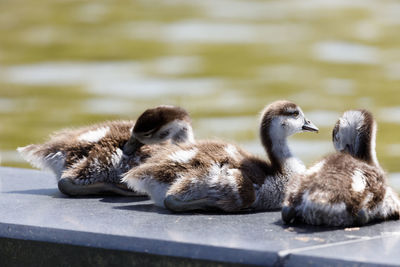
[123,137,144,155]
[302,119,319,133]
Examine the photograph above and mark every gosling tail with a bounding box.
[17,144,65,179]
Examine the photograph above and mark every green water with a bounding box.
[0,0,399,175]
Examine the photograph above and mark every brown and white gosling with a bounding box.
[122,100,319,212]
[282,109,400,227]
[18,105,194,196]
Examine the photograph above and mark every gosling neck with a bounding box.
[172,122,195,145]
[355,120,380,168]
[261,118,303,174]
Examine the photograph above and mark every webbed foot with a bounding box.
[58,178,145,197]
[164,195,215,212]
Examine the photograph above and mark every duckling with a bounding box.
[18,105,194,196]
[122,100,318,212]
[282,109,400,227]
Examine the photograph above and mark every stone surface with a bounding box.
[1,167,400,266]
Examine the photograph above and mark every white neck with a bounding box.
[173,127,195,144]
[186,128,195,143]
[171,121,195,144]
[266,120,305,174]
[269,134,292,161]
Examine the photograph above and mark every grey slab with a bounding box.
[1,167,400,266]
[285,234,400,267]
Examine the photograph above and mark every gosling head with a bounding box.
[332,109,377,165]
[260,100,319,140]
[124,105,193,155]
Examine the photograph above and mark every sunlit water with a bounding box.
[0,0,399,189]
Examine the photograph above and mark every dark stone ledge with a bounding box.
[1,167,400,266]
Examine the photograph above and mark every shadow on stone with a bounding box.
[189,208,272,216]
[100,196,149,203]
[114,203,278,216]
[274,217,388,233]
[7,188,64,198]
[114,203,172,214]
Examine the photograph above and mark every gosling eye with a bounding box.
[142,132,152,138]
[292,110,299,118]
[159,130,170,139]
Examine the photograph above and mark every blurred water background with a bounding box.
[0,0,399,188]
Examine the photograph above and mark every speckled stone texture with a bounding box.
[1,167,400,266]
